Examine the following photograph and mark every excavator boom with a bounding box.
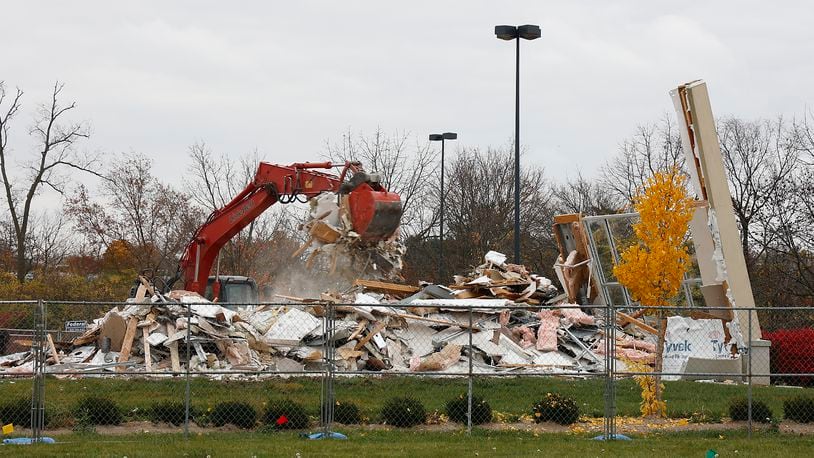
[176,161,401,295]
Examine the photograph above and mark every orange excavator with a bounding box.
[163,161,402,302]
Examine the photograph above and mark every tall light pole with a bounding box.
[495,24,540,264]
[429,132,457,283]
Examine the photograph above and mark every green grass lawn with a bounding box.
[1,430,813,457]
[1,376,811,426]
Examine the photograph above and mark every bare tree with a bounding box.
[183,142,300,280]
[65,153,203,275]
[29,211,72,274]
[552,171,624,216]
[756,171,814,304]
[600,115,684,206]
[0,81,100,282]
[790,108,814,165]
[0,215,16,272]
[718,116,799,271]
[751,112,814,304]
[324,128,438,237]
[403,146,557,283]
[184,142,245,209]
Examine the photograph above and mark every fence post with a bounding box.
[467,304,473,434]
[184,303,192,438]
[747,308,753,437]
[321,301,335,435]
[603,302,616,440]
[30,299,46,442]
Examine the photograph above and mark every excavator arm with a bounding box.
[175,161,401,295]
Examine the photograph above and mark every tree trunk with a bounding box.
[15,234,27,283]
[654,312,668,412]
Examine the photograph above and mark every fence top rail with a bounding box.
[1,327,79,334]
[14,300,814,313]
[610,304,814,312]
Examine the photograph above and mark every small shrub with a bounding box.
[729,397,772,423]
[149,401,189,426]
[381,396,426,427]
[445,394,492,425]
[327,400,361,425]
[0,398,36,428]
[263,399,309,430]
[532,393,580,425]
[784,396,814,423]
[210,401,257,429]
[45,405,73,429]
[74,396,122,426]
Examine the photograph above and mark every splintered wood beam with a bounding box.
[46,333,60,364]
[138,276,157,297]
[348,319,369,341]
[273,294,322,303]
[353,279,420,295]
[165,323,181,373]
[142,327,152,371]
[291,236,314,259]
[354,321,387,351]
[379,311,478,330]
[134,284,147,302]
[117,316,139,372]
[616,311,658,335]
[553,214,581,225]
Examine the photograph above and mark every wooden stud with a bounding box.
[142,327,152,371]
[46,333,60,364]
[117,316,139,372]
[134,284,147,302]
[354,322,387,351]
[347,319,369,341]
[165,323,181,373]
[291,236,314,259]
[379,311,478,330]
[352,279,420,295]
[616,311,658,335]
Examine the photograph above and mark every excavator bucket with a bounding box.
[348,183,403,242]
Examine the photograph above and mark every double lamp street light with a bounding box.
[495,24,541,265]
[431,23,539,281]
[429,132,457,282]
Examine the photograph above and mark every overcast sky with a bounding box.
[3,1,813,200]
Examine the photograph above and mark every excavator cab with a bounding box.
[205,276,258,304]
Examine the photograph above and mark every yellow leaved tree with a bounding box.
[613,167,693,417]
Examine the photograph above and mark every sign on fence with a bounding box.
[64,320,88,332]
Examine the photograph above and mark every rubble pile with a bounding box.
[449,251,560,304]
[0,252,659,377]
[297,192,405,279]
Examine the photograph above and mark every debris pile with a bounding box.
[295,192,405,279]
[0,252,659,377]
[449,250,559,304]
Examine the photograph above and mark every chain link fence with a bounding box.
[1,300,813,440]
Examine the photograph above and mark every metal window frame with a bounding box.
[582,212,703,310]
